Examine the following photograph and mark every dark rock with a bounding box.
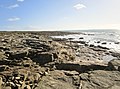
[64,71,79,76]
[0,60,12,65]
[56,63,81,72]
[32,53,54,65]
[92,48,105,51]
[0,46,10,51]
[24,85,31,89]
[72,75,80,86]
[101,42,107,44]
[97,45,109,50]
[5,51,27,60]
[1,39,9,43]
[68,38,74,40]
[97,41,101,43]
[48,40,52,44]
[89,44,94,47]
[52,38,67,41]
[79,37,84,39]
[79,41,86,44]
[0,66,6,72]
[85,44,88,46]
[115,42,120,44]
[118,66,120,71]
[108,59,120,71]
[70,41,86,44]
[111,52,120,57]
[53,53,58,59]
[56,63,106,73]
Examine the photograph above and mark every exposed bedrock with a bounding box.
[0,32,120,89]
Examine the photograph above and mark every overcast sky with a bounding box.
[0,0,120,31]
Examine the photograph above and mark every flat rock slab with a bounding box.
[35,70,76,89]
[80,70,120,89]
[55,63,107,73]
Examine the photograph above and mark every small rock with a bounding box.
[44,72,48,76]
[97,45,109,49]
[19,81,23,85]
[34,73,41,81]
[64,71,79,76]
[34,83,38,87]
[79,41,86,44]
[9,82,15,87]
[25,85,31,89]
[115,42,120,44]
[111,52,120,57]
[97,41,101,43]
[16,84,21,88]
[79,37,84,39]
[89,44,94,47]
[101,42,107,44]
[15,77,21,80]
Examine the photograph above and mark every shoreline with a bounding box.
[51,31,120,53]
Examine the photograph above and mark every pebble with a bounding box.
[25,85,31,89]
[15,77,21,80]
[9,82,15,87]
[16,83,21,87]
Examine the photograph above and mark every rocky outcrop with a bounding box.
[0,32,120,89]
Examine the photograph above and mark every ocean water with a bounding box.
[52,30,120,53]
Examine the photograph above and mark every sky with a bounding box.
[0,0,120,31]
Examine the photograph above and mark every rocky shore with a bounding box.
[0,31,120,89]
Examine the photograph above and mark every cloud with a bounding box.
[8,17,21,21]
[8,4,19,9]
[74,4,86,10]
[17,0,24,2]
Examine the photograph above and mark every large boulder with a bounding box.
[32,53,54,65]
[108,59,120,71]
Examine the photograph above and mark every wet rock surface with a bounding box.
[0,32,119,89]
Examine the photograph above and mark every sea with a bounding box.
[52,29,120,53]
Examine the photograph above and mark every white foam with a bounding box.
[51,32,120,53]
